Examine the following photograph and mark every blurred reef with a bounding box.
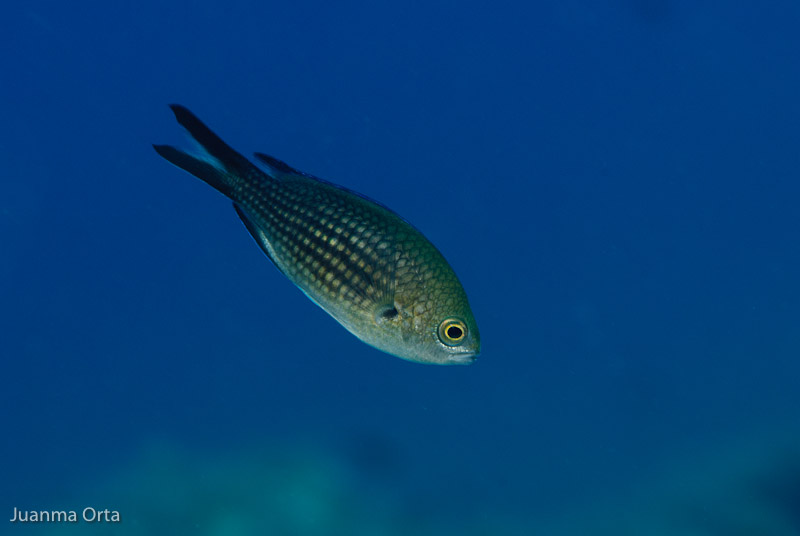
[28,427,800,535]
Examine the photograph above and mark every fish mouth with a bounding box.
[449,351,479,365]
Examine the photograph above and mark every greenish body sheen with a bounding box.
[154,105,479,365]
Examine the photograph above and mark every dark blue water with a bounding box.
[2,1,799,533]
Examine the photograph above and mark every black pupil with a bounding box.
[446,325,463,339]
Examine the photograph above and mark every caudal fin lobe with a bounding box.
[168,105,251,169]
[153,104,259,197]
[152,143,233,197]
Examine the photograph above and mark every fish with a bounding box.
[153,105,480,365]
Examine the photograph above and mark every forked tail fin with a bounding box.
[153,105,260,197]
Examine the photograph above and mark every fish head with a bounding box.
[429,312,481,365]
[372,298,480,365]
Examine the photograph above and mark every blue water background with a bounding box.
[1,0,799,531]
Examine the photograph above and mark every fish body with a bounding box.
[154,105,479,365]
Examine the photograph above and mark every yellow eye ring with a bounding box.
[438,318,467,346]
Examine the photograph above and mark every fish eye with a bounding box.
[438,318,467,346]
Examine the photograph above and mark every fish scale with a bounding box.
[239,178,398,312]
[154,105,480,365]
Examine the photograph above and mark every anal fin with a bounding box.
[232,203,287,277]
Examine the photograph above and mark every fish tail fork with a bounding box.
[152,144,234,197]
[153,105,261,197]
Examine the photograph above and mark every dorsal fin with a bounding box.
[253,152,324,182]
[253,152,299,175]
